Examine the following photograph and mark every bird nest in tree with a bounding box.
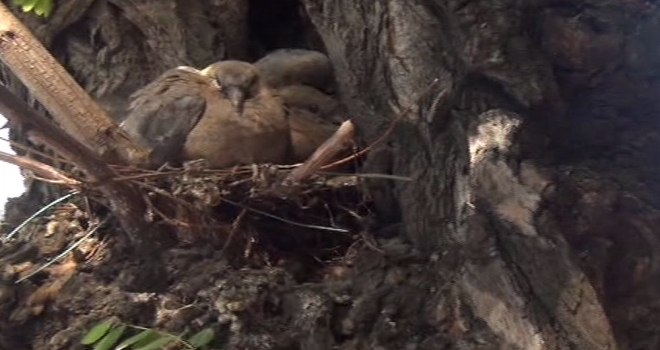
[109,160,372,259]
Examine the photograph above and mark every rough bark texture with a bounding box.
[2,0,660,349]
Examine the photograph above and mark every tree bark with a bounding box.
[0,2,146,164]
[2,0,660,349]
[300,1,617,348]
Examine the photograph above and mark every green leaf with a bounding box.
[19,0,39,12]
[93,324,126,350]
[81,319,115,345]
[132,331,163,348]
[34,0,53,17]
[187,328,214,348]
[134,335,176,350]
[114,330,156,350]
[13,0,29,6]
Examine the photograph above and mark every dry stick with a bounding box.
[0,136,74,166]
[0,86,108,178]
[285,120,356,183]
[220,208,248,256]
[142,192,191,228]
[0,150,79,186]
[283,79,444,184]
[16,217,110,284]
[132,181,228,230]
[135,178,346,233]
[0,6,160,244]
[315,171,411,181]
[0,2,147,164]
[219,197,349,233]
[109,167,254,183]
[0,85,153,245]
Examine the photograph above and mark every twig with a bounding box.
[285,120,356,183]
[219,197,350,233]
[0,2,146,163]
[134,181,227,230]
[2,191,79,243]
[109,167,254,183]
[0,136,73,166]
[316,171,412,181]
[133,181,200,212]
[0,150,80,187]
[15,216,109,284]
[220,208,247,256]
[142,192,182,227]
[0,84,153,245]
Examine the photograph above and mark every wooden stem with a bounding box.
[0,84,153,245]
[0,2,147,164]
[285,120,356,183]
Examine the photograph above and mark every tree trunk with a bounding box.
[2,0,659,349]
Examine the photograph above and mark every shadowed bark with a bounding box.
[2,0,660,349]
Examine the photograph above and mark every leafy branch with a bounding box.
[81,319,215,350]
[12,0,53,17]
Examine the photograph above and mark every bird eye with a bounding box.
[309,104,319,113]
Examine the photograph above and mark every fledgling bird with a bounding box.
[120,61,291,169]
[255,49,348,162]
[273,85,345,162]
[183,60,291,168]
[255,48,336,93]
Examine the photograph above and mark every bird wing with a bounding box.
[121,72,208,167]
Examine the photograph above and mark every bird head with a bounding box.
[201,61,261,115]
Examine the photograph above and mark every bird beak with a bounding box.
[225,87,245,115]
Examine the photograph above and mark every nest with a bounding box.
[107,160,372,261]
[0,157,375,311]
[2,118,384,263]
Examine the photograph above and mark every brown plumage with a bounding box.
[255,49,346,162]
[255,49,335,93]
[183,60,290,168]
[273,85,345,162]
[120,61,290,169]
[120,66,212,167]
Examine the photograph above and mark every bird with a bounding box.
[120,61,290,169]
[182,60,290,168]
[272,85,345,162]
[255,49,346,162]
[120,66,213,168]
[254,48,336,93]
